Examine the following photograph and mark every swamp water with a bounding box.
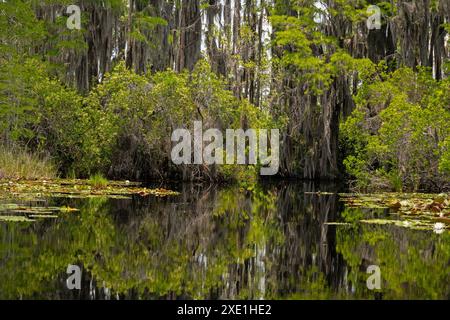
[0,182,448,300]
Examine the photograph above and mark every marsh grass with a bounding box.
[88,173,109,189]
[0,146,57,180]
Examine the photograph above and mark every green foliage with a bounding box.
[440,137,450,174]
[0,55,87,173]
[0,4,274,182]
[1,0,448,188]
[72,60,274,180]
[341,67,450,191]
[131,12,168,44]
[0,0,46,58]
[271,0,374,95]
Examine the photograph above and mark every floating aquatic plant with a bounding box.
[0,179,179,223]
[0,179,179,201]
[338,193,450,233]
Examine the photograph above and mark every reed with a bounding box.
[0,146,57,180]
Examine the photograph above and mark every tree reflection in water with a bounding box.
[0,182,448,300]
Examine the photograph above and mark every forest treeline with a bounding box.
[0,0,449,191]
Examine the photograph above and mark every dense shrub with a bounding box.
[341,67,450,191]
[78,60,273,181]
[0,56,273,182]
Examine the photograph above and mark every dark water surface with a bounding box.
[0,182,449,300]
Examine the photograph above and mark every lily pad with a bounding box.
[0,179,179,200]
[28,215,59,219]
[339,192,450,233]
[0,216,35,222]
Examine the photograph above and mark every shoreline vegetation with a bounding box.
[0,144,449,193]
[0,146,57,181]
[0,145,448,234]
[0,146,180,201]
[1,1,450,193]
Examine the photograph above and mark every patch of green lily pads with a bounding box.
[0,215,36,222]
[0,202,80,223]
[0,179,179,223]
[338,192,450,233]
[0,179,179,201]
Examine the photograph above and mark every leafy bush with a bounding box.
[0,53,275,182]
[53,60,274,181]
[341,67,450,191]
